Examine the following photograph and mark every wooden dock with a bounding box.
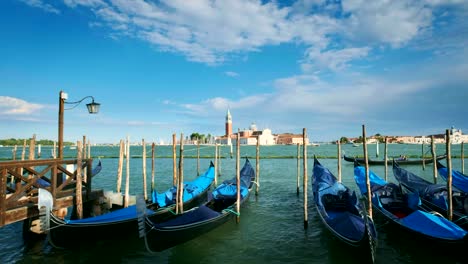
[0,158,102,228]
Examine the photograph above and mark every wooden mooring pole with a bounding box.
[303,128,308,229]
[296,143,300,195]
[178,133,184,214]
[76,141,83,219]
[197,141,200,176]
[172,133,177,187]
[124,136,130,208]
[337,140,342,182]
[446,130,453,221]
[142,139,147,201]
[116,139,124,193]
[218,145,222,176]
[214,144,218,186]
[384,137,388,182]
[462,142,465,174]
[431,136,437,184]
[256,135,260,196]
[362,125,372,219]
[236,131,240,223]
[421,143,425,170]
[151,142,155,196]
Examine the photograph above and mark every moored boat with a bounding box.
[312,157,377,262]
[141,158,255,252]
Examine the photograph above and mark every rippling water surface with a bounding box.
[0,144,466,263]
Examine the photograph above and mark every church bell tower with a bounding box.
[225,108,232,136]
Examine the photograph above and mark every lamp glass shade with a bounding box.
[86,102,100,114]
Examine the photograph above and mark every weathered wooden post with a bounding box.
[376,141,379,158]
[236,131,241,223]
[256,135,260,196]
[384,137,388,182]
[337,140,342,182]
[116,139,124,193]
[28,135,36,179]
[178,133,184,214]
[197,140,200,176]
[303,128,308,229]
[124,136,130,208]
[18,139,26,191]
[82,136,88,183]
[52,141,57,159]
[151,142,155,196]
[462,142,465,174]
[83,135,87,161]
[86,155,93,201]
[296,143,300,195]
[142,139,147,201]
[76,141,83,219]
[87,141,91,159]
[172,133,177,186]
[12,145,17,160]
[362,125,372,219]
[230,142,233,159]
[218,145,222,176]
[11,146,17,184]
[214,144,218,186]
[431,136,437,184]
[446,130,453,221]
[421,143,425,170]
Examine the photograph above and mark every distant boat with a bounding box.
[343,154,446,165]
[69,146,76,150]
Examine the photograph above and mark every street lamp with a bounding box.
[58,90,100,159]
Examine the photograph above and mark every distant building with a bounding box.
[215,111,276,145]
[276,133,309,145]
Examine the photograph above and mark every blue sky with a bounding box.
[1,0,467,144]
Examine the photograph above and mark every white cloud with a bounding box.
[341,0,433,47]
[224,71,239,77]
[18,0,468,73]
[20,0,60,14]
[63,0,106,8]
[0,96,46,115]
[303,47,371,71]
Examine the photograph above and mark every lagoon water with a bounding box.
[0,143,466,263]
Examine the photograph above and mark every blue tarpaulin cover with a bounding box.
[355,165,467,240]
[152,163,215,206]
[438,165,468,193]
[212,159,255,200]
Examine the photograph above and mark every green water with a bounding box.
[0,144,465,263]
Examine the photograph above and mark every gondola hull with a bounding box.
[143,158,255,252]
[354,164,468,246]
[393,162,468,230]
[47,162,216,248]
[48,186,212,248]
[312,157,377,262]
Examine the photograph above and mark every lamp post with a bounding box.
[58,90,100,159]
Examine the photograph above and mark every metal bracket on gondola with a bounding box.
[222,208,240,216]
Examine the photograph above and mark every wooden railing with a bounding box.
[0,158,93,226]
